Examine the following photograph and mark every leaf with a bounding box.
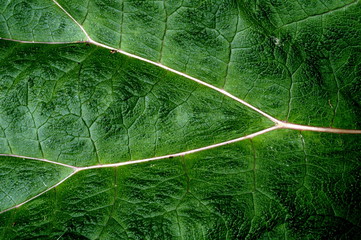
[0,0,360,239]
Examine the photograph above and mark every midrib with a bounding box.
[0,0,360,216]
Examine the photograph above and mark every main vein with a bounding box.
[48,0,279,123]
[0,126,278,215]
[0,125,280,172]
[1,120,361,215]
[0,0,361,216]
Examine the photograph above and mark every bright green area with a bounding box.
[0,41,270,166]
[0,0,360,239]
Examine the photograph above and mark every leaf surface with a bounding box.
[0,0,360,239]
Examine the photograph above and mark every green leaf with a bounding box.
[0,0,360,239]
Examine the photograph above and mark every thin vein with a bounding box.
[0,0,359,219]
[0,170,78,215]
[51,0,91,40]
[2,1,360,128]
[0,154,77,169]
[1,37,280,123]
[1,121,360,215]
[1,122,360,174]
[277,0,358,29]
[0,37,83,44]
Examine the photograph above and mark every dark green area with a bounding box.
[54,0,361,127]
[1,131,360,239]
[0,0,360,239]
[0,156,73,213]
[0,41,270,166]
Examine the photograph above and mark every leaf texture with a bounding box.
[0,0,360,239]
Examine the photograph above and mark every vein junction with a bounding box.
[0,0,361,215]
[1,121,360,215]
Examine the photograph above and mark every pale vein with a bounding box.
[50,0,279,123]
[0,170,78,215]
[0,126,279,215]
[0,0,360,216]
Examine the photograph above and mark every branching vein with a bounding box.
[51,0,91,40]
[0,170,78,215]
[0,126,279,215]
[0,0,360,217]
[50,0,280,124]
